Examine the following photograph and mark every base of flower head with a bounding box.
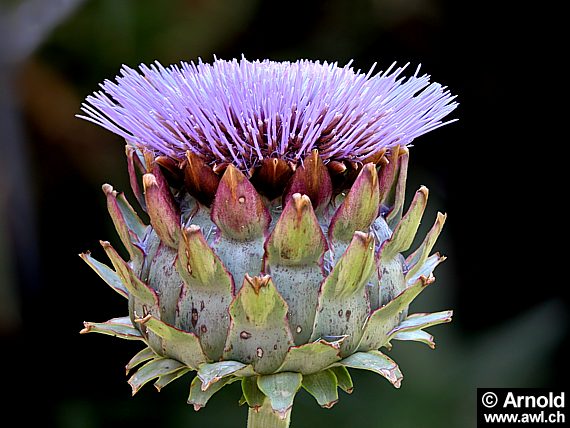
[80,146,453,417]
[81,301,452,414]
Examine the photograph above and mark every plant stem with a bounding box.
[247,398,291,428]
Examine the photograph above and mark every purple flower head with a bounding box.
[79,57,457,170]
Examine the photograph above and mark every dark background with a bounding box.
[0,1,565,427]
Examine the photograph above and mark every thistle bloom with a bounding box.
[79,58,457,428]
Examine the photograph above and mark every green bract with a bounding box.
[81,145,452,421]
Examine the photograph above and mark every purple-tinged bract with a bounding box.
[80,58,457,170]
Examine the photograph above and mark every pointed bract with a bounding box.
[79,252,128,298]
[386,147,409,227]
[405,212,447,279]
[378,148,400,208]
[137,315,209,369]
[340,350,403,388]
[188,375,236,410]
[392,329,436,349]
[128,358,186,395]
[176,225,233,360]
[358,276,433,351]
[80,316,143,340]
[322,232,375,299]
[387,310,453,341]
[145,242,181,325]
[329,163,380,243]
[406,253,446,286]
[224,275,294,374]
[154,367,191,391]
[210,165,270,289]
[264,193,327,344]
[126,347,156,374]
[251,157,294,200]
[211,164,270,240]
[283,150,332,212]
[184,150,220,206]
[329,366,353,394]
[102,184,146,264]
[155,155,184,188]
[241,376,266,410]
[257,372,302,418]
[382,186,428,259]
[265,193,326,266]
[197,360,248,390]
[100,241,157,307]
[143,172,180,248]
[302,370,339,408]
[311,232,375,355]
[277,339,343,375]
[126,145,147,211]
[377,251,406,309]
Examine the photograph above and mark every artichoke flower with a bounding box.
[78,58,457,427]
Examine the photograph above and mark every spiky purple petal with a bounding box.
[79,58,457,170]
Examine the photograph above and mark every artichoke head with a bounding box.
[81,144,452,414]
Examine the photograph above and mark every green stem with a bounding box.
[247,398,291,428]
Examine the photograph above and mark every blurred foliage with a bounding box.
[41,0,260,88]
[0,0,566,427]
